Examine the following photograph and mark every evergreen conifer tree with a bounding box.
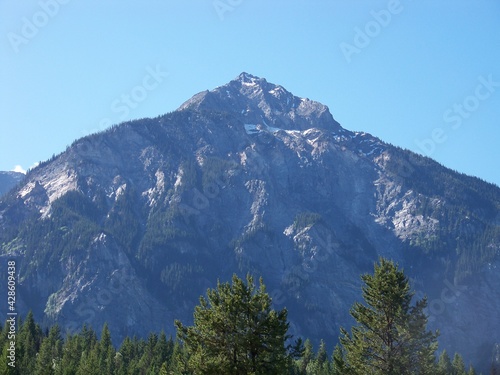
[152,332,170,370]
[467,364,476,375]
[176,274,299,374]
[310,340,330,375]
[76,344,100,375]
[452,352,467,375]
[298,339,314,374]
[159,361,168,375]
[437,350,453,375]
[18,311,43,374]
[35,325,62,374]
[55,333,82,375]
[98,324,115,374]
[336,258,438,375]
[332,345,347,375]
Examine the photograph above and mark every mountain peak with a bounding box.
[235,72,265,84]
[179,73,342,132]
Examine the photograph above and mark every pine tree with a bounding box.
[138,332,157,370]
[152,332,170,370]
[98,324,115,374]
[55,333,82,375]
[437,350,453,375]
[316,340,328,366]
[18,311,43,374]
[116,337,131,375]
[168,340,189,374]
[337,258,438,375]
[332,345,347,375]
[309,340,330,375]
[99,324,112,356]
[176,274,298,374]
[79,324,97,354]
[452,352,467,375]
[36,337,55,375]
[116,335,144,375]
[159,362,168,375]
[298,339,314,374]
[76,345,100,375]
[35,325,62,374]
[406,296,438,373]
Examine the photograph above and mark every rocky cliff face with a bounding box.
[0,73,498,369]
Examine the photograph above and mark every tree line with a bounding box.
[1,258,497,374]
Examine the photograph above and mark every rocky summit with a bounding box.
[0,73,499,369]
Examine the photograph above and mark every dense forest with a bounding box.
[1,259,497,374]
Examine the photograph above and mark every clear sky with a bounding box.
[1,1,499,186]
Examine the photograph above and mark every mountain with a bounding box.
[0,73,498,369]
[0,171,24,197]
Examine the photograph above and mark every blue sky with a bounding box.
[1,1,499,186]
